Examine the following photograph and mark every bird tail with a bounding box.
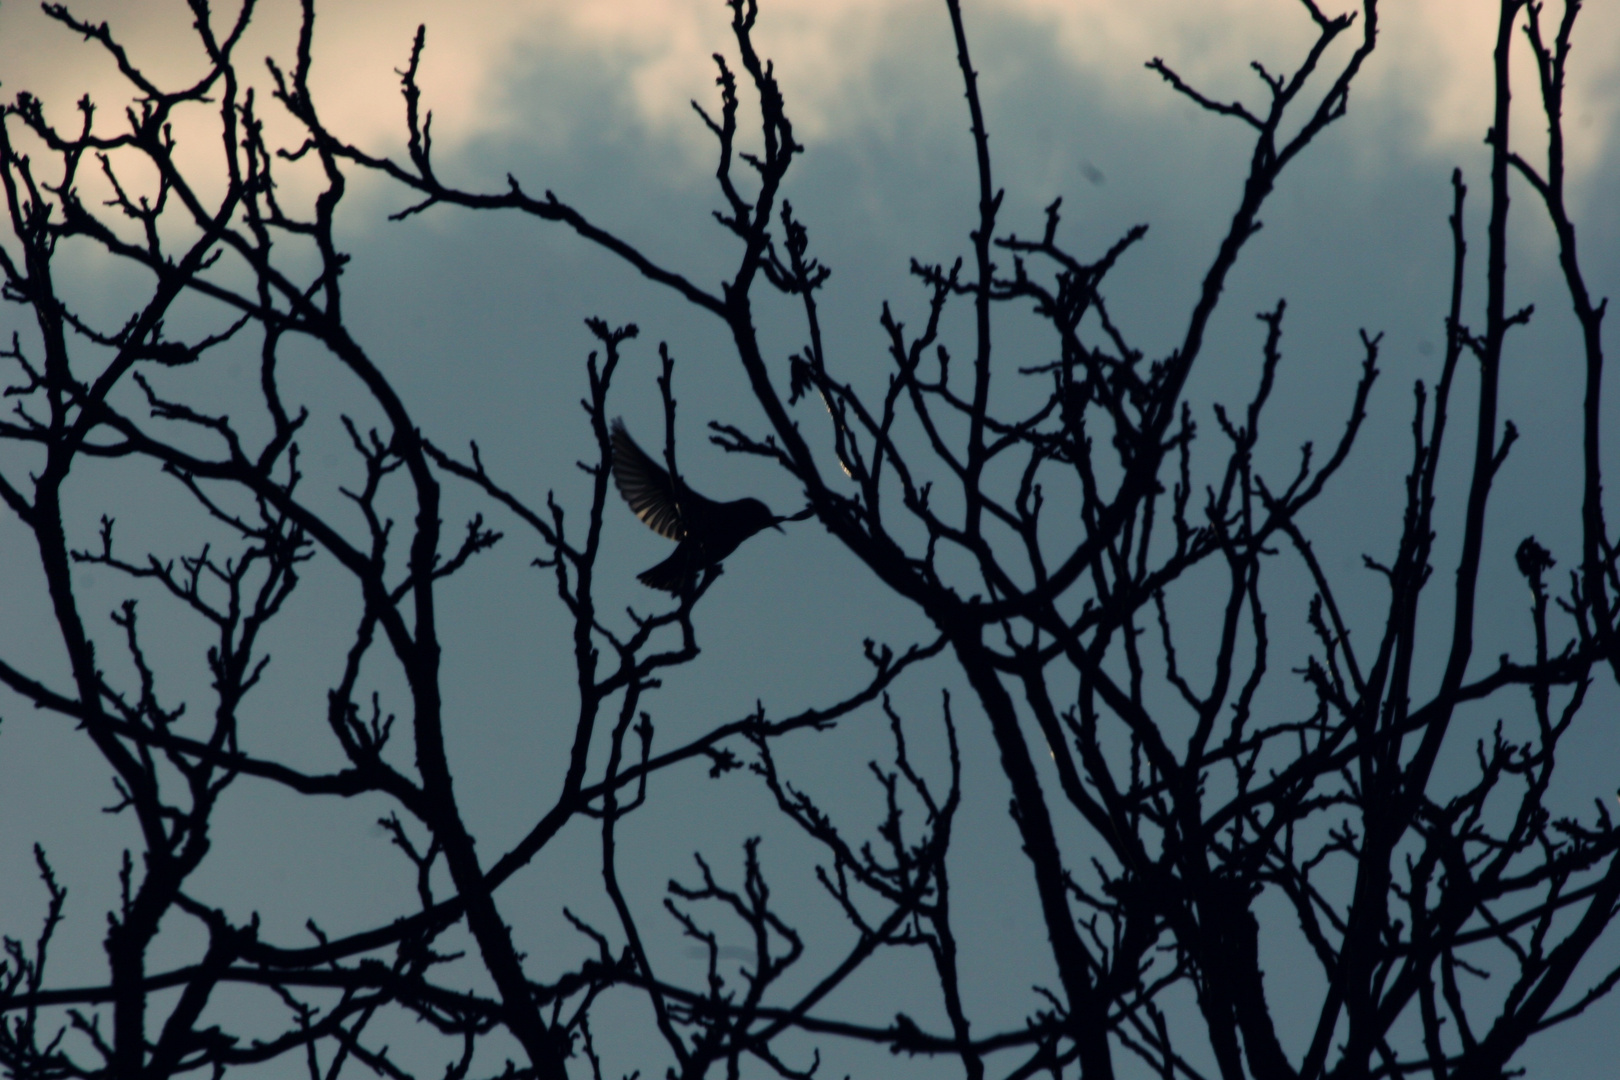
[637,550,695,593]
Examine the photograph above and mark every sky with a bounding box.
[1,1,1618,1077]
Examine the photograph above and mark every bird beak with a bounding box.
[778,507,815,530]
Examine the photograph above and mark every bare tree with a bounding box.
[1,0,1615,1078]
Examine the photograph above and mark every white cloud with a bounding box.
[1,1,1613,193]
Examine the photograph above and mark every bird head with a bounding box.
[733,498,781,538]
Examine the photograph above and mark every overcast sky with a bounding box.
[1,1,1618,1077]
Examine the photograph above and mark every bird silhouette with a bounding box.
[610,419,793,592]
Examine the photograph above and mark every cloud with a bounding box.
[471,0,1620,185]
[1,1,1613,199]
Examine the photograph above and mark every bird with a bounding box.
[610,418,796,592]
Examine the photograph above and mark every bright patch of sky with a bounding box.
[2,1,1614,186]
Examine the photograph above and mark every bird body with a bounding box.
[611,419,784,592]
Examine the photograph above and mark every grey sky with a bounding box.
[1,1,1617,1077]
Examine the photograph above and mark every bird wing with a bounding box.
[611,419,686,541]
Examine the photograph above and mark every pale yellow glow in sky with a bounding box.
[0,0,1613,189]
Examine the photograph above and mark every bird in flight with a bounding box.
[610,419,801,592]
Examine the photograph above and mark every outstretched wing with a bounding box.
[611,419,685,540]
